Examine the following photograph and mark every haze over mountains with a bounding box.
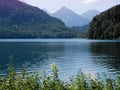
[51,7,100,27]
[81,10,100,21]
[0,0,119,39]
[0,0,81,38]
[51,7,89,27]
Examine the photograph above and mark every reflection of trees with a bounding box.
[0,42,65,72]
[90,42,120,56]
[90,42,120,72]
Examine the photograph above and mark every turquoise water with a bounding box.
[0,39,120,79]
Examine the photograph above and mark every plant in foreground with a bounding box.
[0,59,120,90]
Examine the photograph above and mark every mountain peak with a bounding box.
[0,0,79,38]
[55,7,75,15]
[81,9,100,20]
[52,7,90,27]
[60,7,69,11]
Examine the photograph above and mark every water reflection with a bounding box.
[0,42,65,72]
[90,42,120,74]
[0,39,120,79]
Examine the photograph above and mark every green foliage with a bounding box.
[86,4,120,39]
[0,59,120,90]
[70,24,90,38]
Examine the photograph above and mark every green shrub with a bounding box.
[0,59,119,90]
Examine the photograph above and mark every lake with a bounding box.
[0,39,120,79]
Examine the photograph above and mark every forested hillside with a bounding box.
[86,4,120,39]
[70,24,89,37]
[0,0,80,38]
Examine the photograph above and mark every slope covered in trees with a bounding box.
[86,4,120,39]
[0,0,80,38]
[70,24,89,38]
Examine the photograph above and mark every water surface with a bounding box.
[0,39,120,79]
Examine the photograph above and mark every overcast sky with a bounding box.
[20,0,120,14]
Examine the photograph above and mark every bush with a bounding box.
[0,59,120,90]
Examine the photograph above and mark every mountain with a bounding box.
[43,9,51,15]
[52,7,90,27]
[0,0,81,38]
[81,10,100,21]
[86,4,120,39]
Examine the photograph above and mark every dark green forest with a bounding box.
[70,24,89,38]
[0,0,81,38]
[86,4,120,39]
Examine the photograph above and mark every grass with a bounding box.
[0,57,120,90]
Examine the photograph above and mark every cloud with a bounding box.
[83,0,99,4]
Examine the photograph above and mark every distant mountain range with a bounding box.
[2,0,117,39]
[51,7,100,27]
[51,7,89,27]
[0,0,81,38]
[81,10,100,21]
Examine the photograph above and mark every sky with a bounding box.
[20,0,120,14]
